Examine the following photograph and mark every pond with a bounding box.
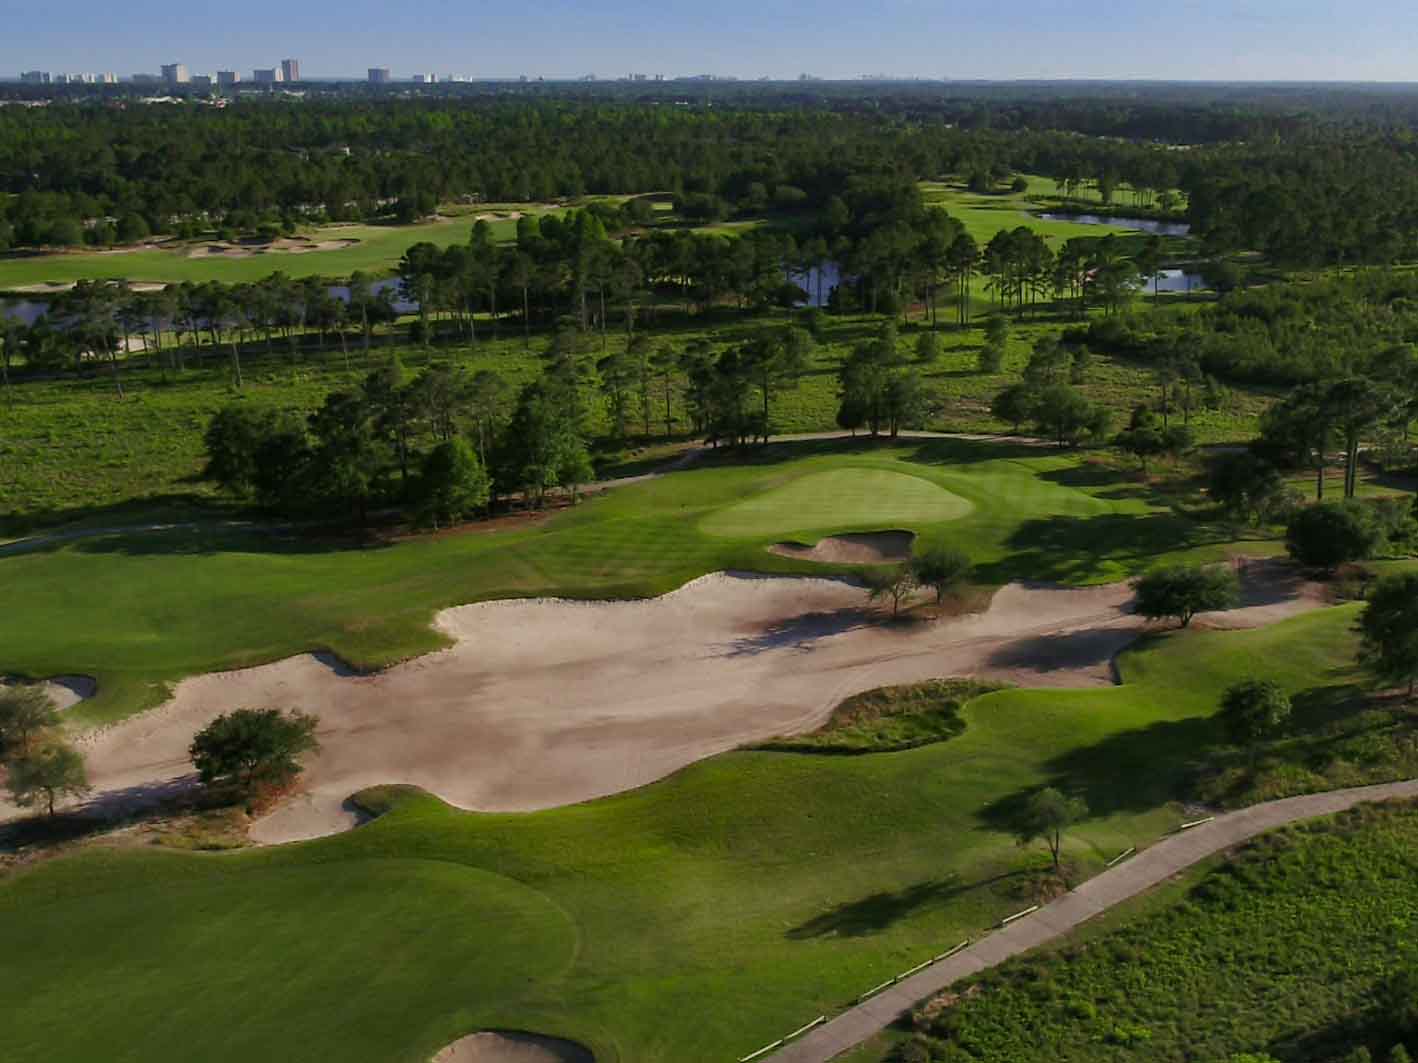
[1145,268,1206,294]
[787,261,844,308]
[1,299,49,326]
[1038,212,1192,237]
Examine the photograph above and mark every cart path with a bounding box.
[769,778,1418,1063]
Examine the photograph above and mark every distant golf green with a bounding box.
[699,468,973,539]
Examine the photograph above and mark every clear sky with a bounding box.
[5,0,1418,82]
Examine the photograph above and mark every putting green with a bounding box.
[699,468,972,540]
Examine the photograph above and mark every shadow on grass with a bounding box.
[981,714,1220,826]
[978,512,1224,584]
[787,871,1021,939]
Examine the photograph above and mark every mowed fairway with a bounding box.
[0,607,1368,1063]
[700,467,972,538]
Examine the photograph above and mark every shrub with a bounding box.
[189,708,321,793]
[1286,501,1383,572]
[1218,679,1292,749]
[1134,564,1240,628]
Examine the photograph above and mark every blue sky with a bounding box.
[5,0,1418,81]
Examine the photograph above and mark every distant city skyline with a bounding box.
[8,0,1418,82]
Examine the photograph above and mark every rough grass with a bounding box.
[0,311,1272,535]
[0,436,1268,725]
[897,799,1418,1063]
[0,606,1391,1063]
[757,679,1001,754]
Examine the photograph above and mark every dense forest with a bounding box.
[5,90,1418,267]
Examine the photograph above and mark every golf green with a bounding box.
[699,468,972,540]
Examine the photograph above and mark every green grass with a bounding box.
[0,605,1386,1063]
[0,436,1259,725]
[699,467,973,539]
[0,312,1273,534]
[893,799,1418,1063]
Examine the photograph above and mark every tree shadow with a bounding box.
[984,626,1135,680]
[0,776,204,852]
[719,606,878,657]
[787,871,1020,939]
[980,714,1220,826]
[978,512,1222,584]
[903,437,1053,467]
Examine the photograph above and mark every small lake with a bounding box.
[1038,213,1192,237]
[787,262,844,308]
[1,299,49,326]
[1147,268,1205,294]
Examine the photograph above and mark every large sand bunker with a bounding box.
[434,1032,591,1063]
[5,561,1326,845]
[770,531,915,565]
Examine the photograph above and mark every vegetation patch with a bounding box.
[758,679,1002,754]
[894,801,1418,1063]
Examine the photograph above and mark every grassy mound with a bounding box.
[895,800,1418,1063]
[759,679,1000,754]
[700,468,973,539]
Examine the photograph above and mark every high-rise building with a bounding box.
[281,59,301,83]
[20,71,51,84]
[161,63,189,85]
[217,70,240,87]
[368,67,392,84]
[412,73,436,84]
[253,68,280,84]
[99,73,117,84]
[191,75,215,91]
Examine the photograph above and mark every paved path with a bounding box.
[770,779,1418,1063]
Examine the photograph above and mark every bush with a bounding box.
[1286,501,1384,572]
[189,708,321,793]
[1218,679,1292,747]
[1134,564,1240,628]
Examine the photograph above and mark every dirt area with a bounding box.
[433,1033,592,1063]
[9,281,166,294]
[4,560,1328,844]
[1,675,96,711]
[769,531,915,565]
[185,236,360,259]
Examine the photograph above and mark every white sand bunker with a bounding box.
[9,562,1326,843]
[770,531,915,565]
[434,1032,592,1063]
[2,674,96,712]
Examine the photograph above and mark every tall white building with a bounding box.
[20,71,51,84]
[281,58,301,83]
[161,63,189,85]
[217,70,240,87]
[368,67,391,84]
[253,68,281,84]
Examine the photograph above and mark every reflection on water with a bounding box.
[1038,212,1192,237]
